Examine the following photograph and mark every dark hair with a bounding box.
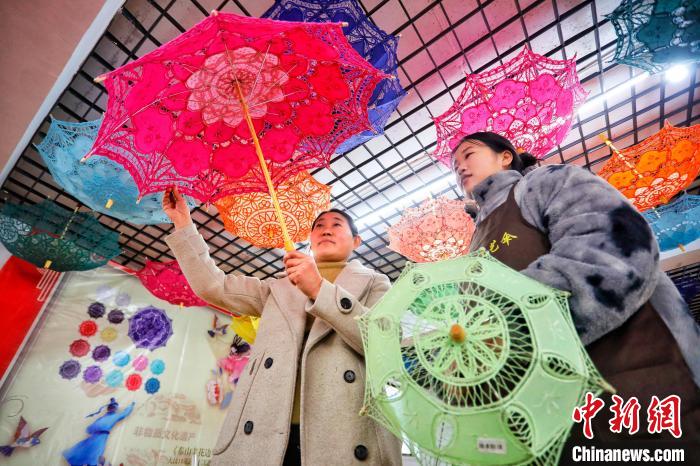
[452,132,538,174]
[312,209,359,237]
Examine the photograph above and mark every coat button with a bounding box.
[344,370,356,383]
[243,421,254,435]
[340,297,352,310]
[264,357,273,369]
[354,445,368,461]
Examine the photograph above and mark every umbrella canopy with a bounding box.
[432,47,587,165]
[0,200,121,272]
[388,197,475,263]
[87,11,387,204]
[36,118,197,225]
[215,171,331,249]
[137,259,208,307]
[642,194,700,251]
[263,0,406,153]
[359,249,612,465]
[608,0,700,74]
[598,121,700,211]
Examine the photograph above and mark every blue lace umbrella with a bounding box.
[263,0,406,152]
[643,194,700,251]
[0,200,121,271]
[36,119,196,225]
[608,0,700,74]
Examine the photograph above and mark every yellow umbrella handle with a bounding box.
[235,81,295,251]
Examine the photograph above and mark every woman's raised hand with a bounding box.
[162,186,192,230]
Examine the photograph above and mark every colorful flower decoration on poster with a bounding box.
[128,306,174,351]
[433,47,587,164]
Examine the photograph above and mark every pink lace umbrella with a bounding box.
[432,47,587,165]
[388,197,476,263]
[137,259,207,307]
[86,12,386,249]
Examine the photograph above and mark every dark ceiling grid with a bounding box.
[0,0,698,283]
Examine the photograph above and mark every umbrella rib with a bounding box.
[247,43,272,104]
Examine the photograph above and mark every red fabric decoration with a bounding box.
[125,373,143,391]
[79,320,98,337]
[0,257,59,379]
[69,339,91,357]
[137,259,208,307]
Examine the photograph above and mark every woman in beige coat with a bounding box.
[162,188,402,466]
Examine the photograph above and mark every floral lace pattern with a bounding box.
[433,47,587,164]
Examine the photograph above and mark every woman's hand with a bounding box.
[162,187,192,230]
[283,251,323,300]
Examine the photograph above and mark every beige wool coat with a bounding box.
[165,224,402,466]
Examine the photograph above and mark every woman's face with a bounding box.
[310,212,360,262]
[452,140,513,194]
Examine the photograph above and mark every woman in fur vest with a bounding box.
[451,131,699,452]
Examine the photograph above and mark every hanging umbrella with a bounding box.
[432,47,587,165]
[136,259,208,307]
[215,171,331,249]
[642,194,700,252]
[388,197,475,263]
[0,201,121,271]
[262,0,406,153]
[608,0,700,74]
[36,118,197,225]
[358,249,612,465]
[598,122,700,211]
[86,11,387,250]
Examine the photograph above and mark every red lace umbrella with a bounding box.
[215,171,331,249]
[433,47,587,165]
[137,259,207,307]
[86,11,386,249]
[598,122,700,212]
[388,197,475,263]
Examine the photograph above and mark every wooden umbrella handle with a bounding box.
[235,81,295,251]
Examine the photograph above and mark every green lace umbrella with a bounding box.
[358,249,614,465]
[608,0,700,74]
[0,200,121,271]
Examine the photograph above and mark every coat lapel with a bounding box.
[305,260,374,351]
[269,276,308,345]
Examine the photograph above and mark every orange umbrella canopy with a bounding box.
[215,171,331,248]
[388,197,475,263]
[598,122,700,211]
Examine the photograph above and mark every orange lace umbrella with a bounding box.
[388,197,475,263]
[215,171,331,249]
[598,122,700,212]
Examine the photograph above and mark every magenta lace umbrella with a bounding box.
[136,259,207,307]
[432,47,587,164]
[85,11,386,206]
